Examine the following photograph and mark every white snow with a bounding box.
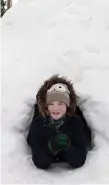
[2,0,109,183]
[12,0,19,6]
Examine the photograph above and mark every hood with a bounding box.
[36,74,78,117]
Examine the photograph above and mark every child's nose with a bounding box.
[53,105,59,110]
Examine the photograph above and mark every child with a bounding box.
[27,75,92,169]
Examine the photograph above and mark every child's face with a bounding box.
[47,101,67,120]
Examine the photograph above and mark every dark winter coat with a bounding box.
[27,75,92,169]
[27,106,92,169]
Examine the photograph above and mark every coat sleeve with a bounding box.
[27,118,53,168]
[64,116,89,168]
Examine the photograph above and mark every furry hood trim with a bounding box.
[36,74,78,117]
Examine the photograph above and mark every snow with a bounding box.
[12,0,19,6]
[2,0,109,183]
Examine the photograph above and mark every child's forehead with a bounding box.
[48,101,66,104]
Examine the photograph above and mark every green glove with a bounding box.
[48,134,70,155]
[56,134,70,151]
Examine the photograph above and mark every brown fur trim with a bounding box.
[36,74,79,117]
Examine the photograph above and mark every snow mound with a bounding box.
[2,0,109,183]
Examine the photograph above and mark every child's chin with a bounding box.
[51,114,61,120]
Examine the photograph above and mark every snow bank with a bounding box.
[2,0,109,183]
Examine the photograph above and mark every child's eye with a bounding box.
[59,102,64,105]
[48,103,53,106]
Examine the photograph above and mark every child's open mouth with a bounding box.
[52,112,60,115]
[51,112,62,119]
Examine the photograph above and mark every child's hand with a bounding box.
[48,134,70,155]
[56,134,70,150]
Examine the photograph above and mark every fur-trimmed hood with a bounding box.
[36,74,78,117]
